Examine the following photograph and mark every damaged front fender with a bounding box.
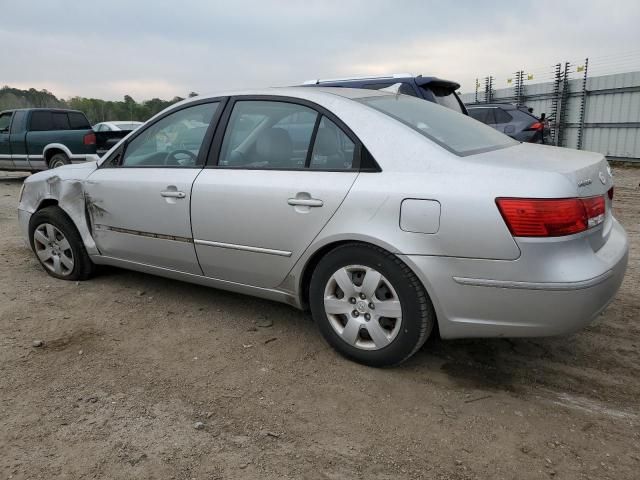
[18,162,101,255]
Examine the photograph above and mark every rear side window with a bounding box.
[428,86,463,113]
[358,94,517,156]
[69,112,91,129]
[52,112,71,130]
[468,108,489,123]
[309,116,356,170]
[493,109,513,124]
[29,111,54,131]
[363,82,418,97]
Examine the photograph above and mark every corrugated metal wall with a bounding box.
[461,71,640,161]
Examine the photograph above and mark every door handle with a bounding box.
[288,198,323,207]
[160,191,186,199]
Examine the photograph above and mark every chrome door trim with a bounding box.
[194,239,292,257]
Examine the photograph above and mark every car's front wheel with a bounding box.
[309,243,435,367]
[28,206,95,281]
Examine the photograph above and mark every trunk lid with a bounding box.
[471,143,614,250]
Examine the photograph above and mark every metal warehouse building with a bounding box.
[460,71,640,163]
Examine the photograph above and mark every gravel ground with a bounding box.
[0,166,639,480]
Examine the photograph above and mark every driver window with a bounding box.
[121,102,219,167]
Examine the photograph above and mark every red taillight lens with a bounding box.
[83,132,96,145]
[527,122,544,131]
[496,196,606,237]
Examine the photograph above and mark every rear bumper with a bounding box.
[401,219,629,339]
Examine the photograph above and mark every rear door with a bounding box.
[190,97,360,288]
[84,100,224,274]
[0,112,13,169]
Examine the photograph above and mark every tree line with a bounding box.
[0,86,199,125]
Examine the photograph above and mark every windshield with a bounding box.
[357,94,517,156]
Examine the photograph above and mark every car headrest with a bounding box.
[256,128,293,163]
[313,127,340,156]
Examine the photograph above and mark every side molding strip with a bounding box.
[453,270,613,291]
[194,239,292,257]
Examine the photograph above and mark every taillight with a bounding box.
[527,122,544,131]
[83,132,96,145]
[496,196,606,237]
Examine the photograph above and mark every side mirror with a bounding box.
[504,125,516,135]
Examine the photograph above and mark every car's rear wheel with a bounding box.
[309,243,435,367]
[49,153,70,169]
[28,206,95,281]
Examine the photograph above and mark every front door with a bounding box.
[84,100,222,274]
[0,112,14,170]
[191,99,360,288]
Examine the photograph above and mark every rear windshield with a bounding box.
[357,94,517,156]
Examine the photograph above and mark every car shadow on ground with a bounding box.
[95,265,577,395]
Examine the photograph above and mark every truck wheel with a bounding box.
[49,153,70,169]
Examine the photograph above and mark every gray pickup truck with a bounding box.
[0,108,131,171]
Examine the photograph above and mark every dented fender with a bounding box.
[18,162,101,255]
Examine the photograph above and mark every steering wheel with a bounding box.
[164,149,198,166]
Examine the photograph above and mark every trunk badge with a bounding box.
[578,179,592,187]
[599,171,607,185]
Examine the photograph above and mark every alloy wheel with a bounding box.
[33,223,74,276]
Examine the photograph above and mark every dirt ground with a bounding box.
[0,166,638,480]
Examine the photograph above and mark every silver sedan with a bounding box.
[17,87,629,366]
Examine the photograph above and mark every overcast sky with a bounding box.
[1,0,639,100]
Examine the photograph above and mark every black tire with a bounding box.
[309,243,435,367]
[28,206,95,281]
[49,153,70,169]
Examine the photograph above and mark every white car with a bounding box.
[93,121,143,132]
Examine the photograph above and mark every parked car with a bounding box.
[0,108,130,172]
[94,121,143,132]
[302,73,468,115]
[467,103,551,143]
[18,87,628,367]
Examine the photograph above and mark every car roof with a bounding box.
[177,86,391,105]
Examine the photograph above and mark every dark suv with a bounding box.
[302,74,467,115]
[466,103,551,144]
